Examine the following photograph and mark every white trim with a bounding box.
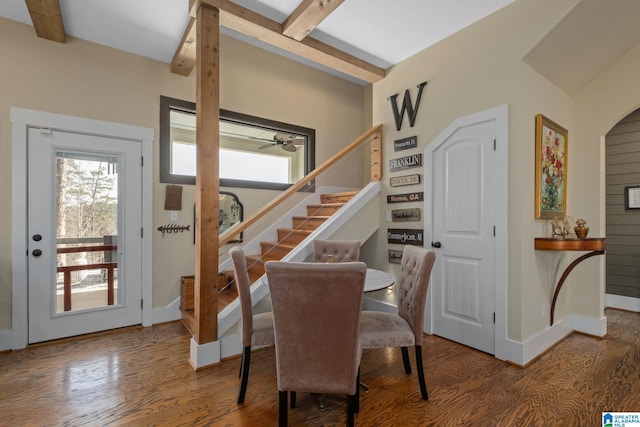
[0,330,12,352]
[153,297,182,325]
[606,294,640,312]
[189,337,220,369]
[10,107,154,349]
[423,105,511,361]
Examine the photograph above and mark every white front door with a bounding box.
[429,119,496,354]
[27,127,142,343]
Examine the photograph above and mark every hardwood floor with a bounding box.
[1,309,638,426]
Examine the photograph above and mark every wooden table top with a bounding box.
[534,237,606,251]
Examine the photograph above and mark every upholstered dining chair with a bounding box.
[229,246,275,404]
[265,261,367,427]
[313,239,361,263]
[358,245,436,400]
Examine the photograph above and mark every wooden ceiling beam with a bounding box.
[185,0,384,83]
[25,0,65,43]
[283,0,344,41]
[171,17,197,76]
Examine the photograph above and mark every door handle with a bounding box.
[32,249,43,257]
[431,242,442,248]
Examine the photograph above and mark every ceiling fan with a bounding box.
[255,133,305,152]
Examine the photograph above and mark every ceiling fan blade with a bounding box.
[292,138,305,145]
[258,143,274,150]
[281,143,297,152]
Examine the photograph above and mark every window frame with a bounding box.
[159,96,316,190]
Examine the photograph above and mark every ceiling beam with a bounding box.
[184,0,384,83]
[282,0,344,41]
[171,17,197,76]
[25,0,65,43]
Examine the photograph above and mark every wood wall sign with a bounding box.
[391,208,420,222]
[387,192,424,203]
[387,228,424,246]
[394,136,417,152]
[388,249,403,264]
[390,174,420,187]
[389,153,422,172]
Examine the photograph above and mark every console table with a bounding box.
[534,238,606,326]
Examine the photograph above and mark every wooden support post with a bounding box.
[194,3,220,344]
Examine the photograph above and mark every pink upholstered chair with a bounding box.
[265,261,367,427]
[313,239,361,263]
[229,246,274,404]
[359,245,436,400]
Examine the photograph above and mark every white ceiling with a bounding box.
[0,0,517,81]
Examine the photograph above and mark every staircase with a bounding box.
[180,190,358,331]
[245,190,358,282]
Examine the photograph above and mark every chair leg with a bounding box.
[355,369,360,414]
[415,345,428,400]
[290,391,296,409]
[237,346,251,404]
[401,346,412,374]
[346,393,356,427]
[279,391,288,427]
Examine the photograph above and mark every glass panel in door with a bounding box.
[55,152,119,313]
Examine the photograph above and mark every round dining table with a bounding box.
[363,268,394,292]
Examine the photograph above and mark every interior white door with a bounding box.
[431,120,495,354]
[27,127,142,343]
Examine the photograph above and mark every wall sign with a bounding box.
[388,249,403,264]
[387,192,424,204]
[389,154,422,172]
[394,136,417,152]
[390,174,420,187]
[387,228,424,246]
[391,208,420,222]
[389,81,428,131]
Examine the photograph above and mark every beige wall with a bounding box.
[369,0,639,343]
[0,18,366,331]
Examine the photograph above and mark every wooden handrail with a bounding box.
[218,125,382,247]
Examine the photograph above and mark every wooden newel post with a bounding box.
[194,2,220,344]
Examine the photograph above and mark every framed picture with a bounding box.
[535,114,568,219]
[625,185,640,209]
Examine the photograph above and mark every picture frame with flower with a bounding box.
[535,114,568,219]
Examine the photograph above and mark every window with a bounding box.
[159,96,315,190]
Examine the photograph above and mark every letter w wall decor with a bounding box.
[389,81,427,131]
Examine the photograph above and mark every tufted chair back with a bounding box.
[313,240,361,263]
[396,245,436,345]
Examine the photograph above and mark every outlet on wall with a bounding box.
[170,211,178,222]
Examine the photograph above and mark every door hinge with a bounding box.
[493,312,496,324]
[141,299,144,309]
[141,156,144,167]
[141,228,144,238]
[493,226,496,237]
[493,139,496,150]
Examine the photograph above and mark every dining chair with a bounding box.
[265,261,367,427]
[358,245,436,400]
[313,239,361,263]
[229,246,275,404]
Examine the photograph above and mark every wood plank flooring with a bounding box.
[1,308,638,426]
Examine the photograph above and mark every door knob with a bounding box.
[32,249,43,257]
[431,242,442,248]
[33,234,42,242]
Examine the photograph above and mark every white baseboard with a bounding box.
[512,313,607,366]
[0,330,12,352]
[606,294,640,312]
[152,297,182,325]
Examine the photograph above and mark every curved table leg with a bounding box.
[550,250,605,326]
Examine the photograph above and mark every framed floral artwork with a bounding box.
[535,114,568,219]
